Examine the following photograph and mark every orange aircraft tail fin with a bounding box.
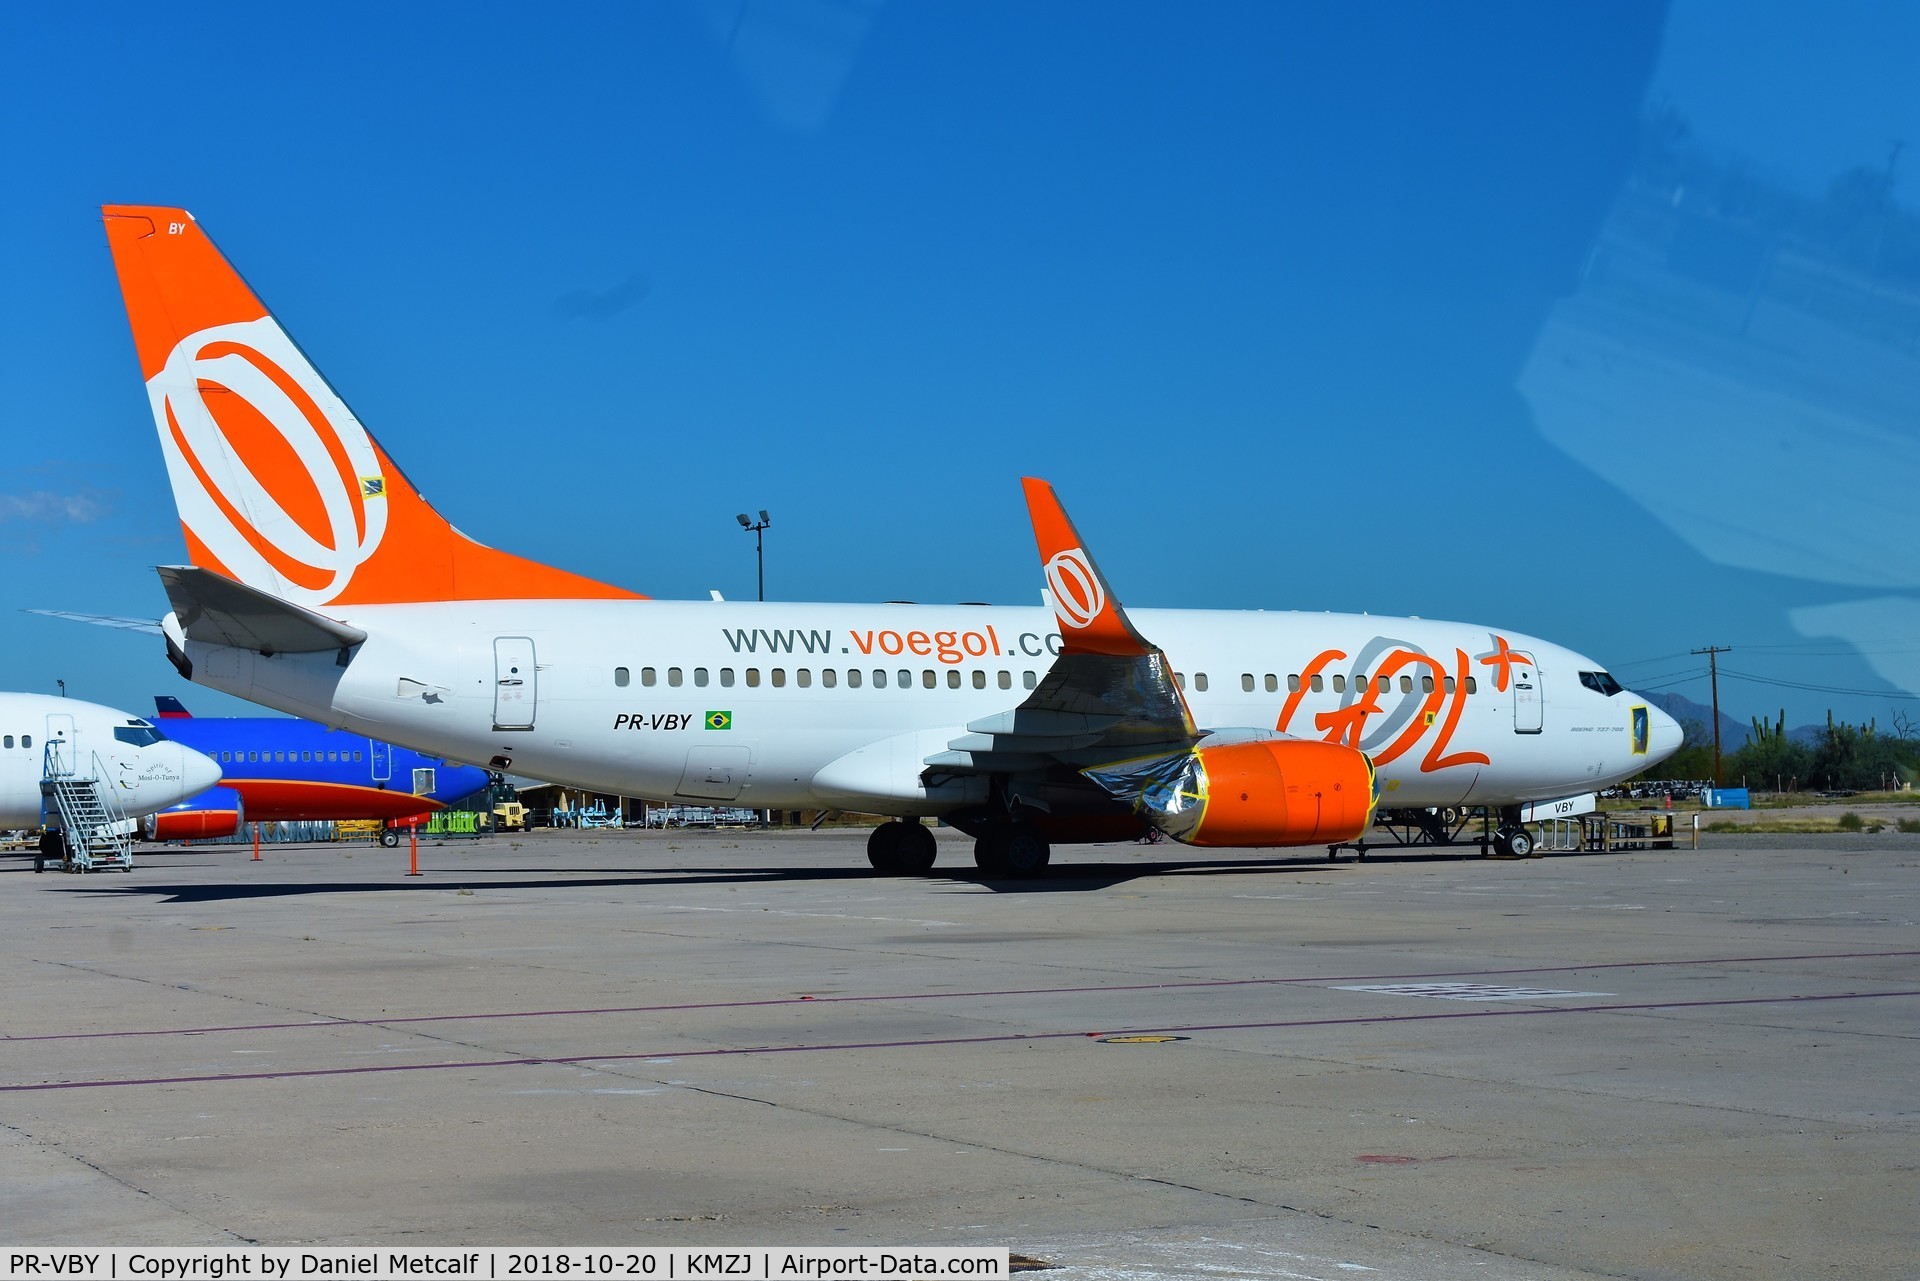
[102,205,642,608]
[1020,477,1153,659]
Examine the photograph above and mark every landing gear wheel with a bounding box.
[903,821,936,872]
[1001,824,1050,876]
[867,820,937,874]
[1493,826,1535,858]
[379,828,402,848]
[972,824,1049,876]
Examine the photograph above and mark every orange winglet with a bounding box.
[1021,478,1152,658]
[102,206,642,608]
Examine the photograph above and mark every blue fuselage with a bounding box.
[157,715,489,820]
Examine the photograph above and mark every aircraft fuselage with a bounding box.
[175,599,1674,820]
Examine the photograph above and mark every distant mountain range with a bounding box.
[1647,693,1826,747]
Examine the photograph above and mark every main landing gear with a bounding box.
[866,819,937,874]
[973,822,1050,877]
[863,819,1056,877]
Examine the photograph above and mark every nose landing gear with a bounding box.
[1492,825,1536,858]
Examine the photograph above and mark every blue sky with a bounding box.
[4,1,1918,736]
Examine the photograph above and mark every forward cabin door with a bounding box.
[370,738,391,784]
[1512,654,1543,734]
[493,637,537,731]
[43,712,77,775]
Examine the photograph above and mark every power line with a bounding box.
[1616,642,1920,668]
[1734,646,1920,659]
[1636,674,1707,692]
[1628,672,1704,691]
[1608,652,1696,670]
[1720,668,1920,700]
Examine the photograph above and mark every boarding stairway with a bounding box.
[39,741,135,872]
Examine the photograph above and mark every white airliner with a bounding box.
[0,692,221,829]
[99,204,1680,873]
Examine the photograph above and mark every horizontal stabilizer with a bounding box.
[157,565,368,655]
[24,609,163,635]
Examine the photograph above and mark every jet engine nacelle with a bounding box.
[145,786,245,841]
[1086,738,1377,848]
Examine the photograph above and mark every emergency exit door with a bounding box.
[494,637,537,731]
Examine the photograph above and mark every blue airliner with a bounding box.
[148,697,490,844]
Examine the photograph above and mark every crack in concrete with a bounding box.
[0,1117,259,1244]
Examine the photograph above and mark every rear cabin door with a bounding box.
[1512,654,1543,734]
[370,738,391,783]
[494,637,537,731]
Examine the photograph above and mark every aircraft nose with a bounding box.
[176,743,223,800]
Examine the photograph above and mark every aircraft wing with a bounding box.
[923,479,1200,776]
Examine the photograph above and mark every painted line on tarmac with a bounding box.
[7,948,1915,1044]
[4,988,1916,1093]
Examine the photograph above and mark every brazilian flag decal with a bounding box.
[705,710,733,731]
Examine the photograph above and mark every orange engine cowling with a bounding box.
[144,786,244,841]
[1083,738,1377,848]
[1182,739,1376,847]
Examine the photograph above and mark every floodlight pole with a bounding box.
[736,510,771,601]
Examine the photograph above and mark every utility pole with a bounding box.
[1692,645,1732,786]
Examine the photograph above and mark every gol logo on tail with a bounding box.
[152,318,386,606]
[1045,547,1105,629]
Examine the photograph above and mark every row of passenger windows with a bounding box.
[606,666,1477,696]
[1241,672,1479,695]
[214,749,364,764]
[3,734,33,749]
[617,665,1043,691]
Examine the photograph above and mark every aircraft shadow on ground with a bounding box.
[41,853,1404,902]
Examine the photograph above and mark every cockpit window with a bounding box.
[113,725,164,747]
[1578,671,1624,697]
